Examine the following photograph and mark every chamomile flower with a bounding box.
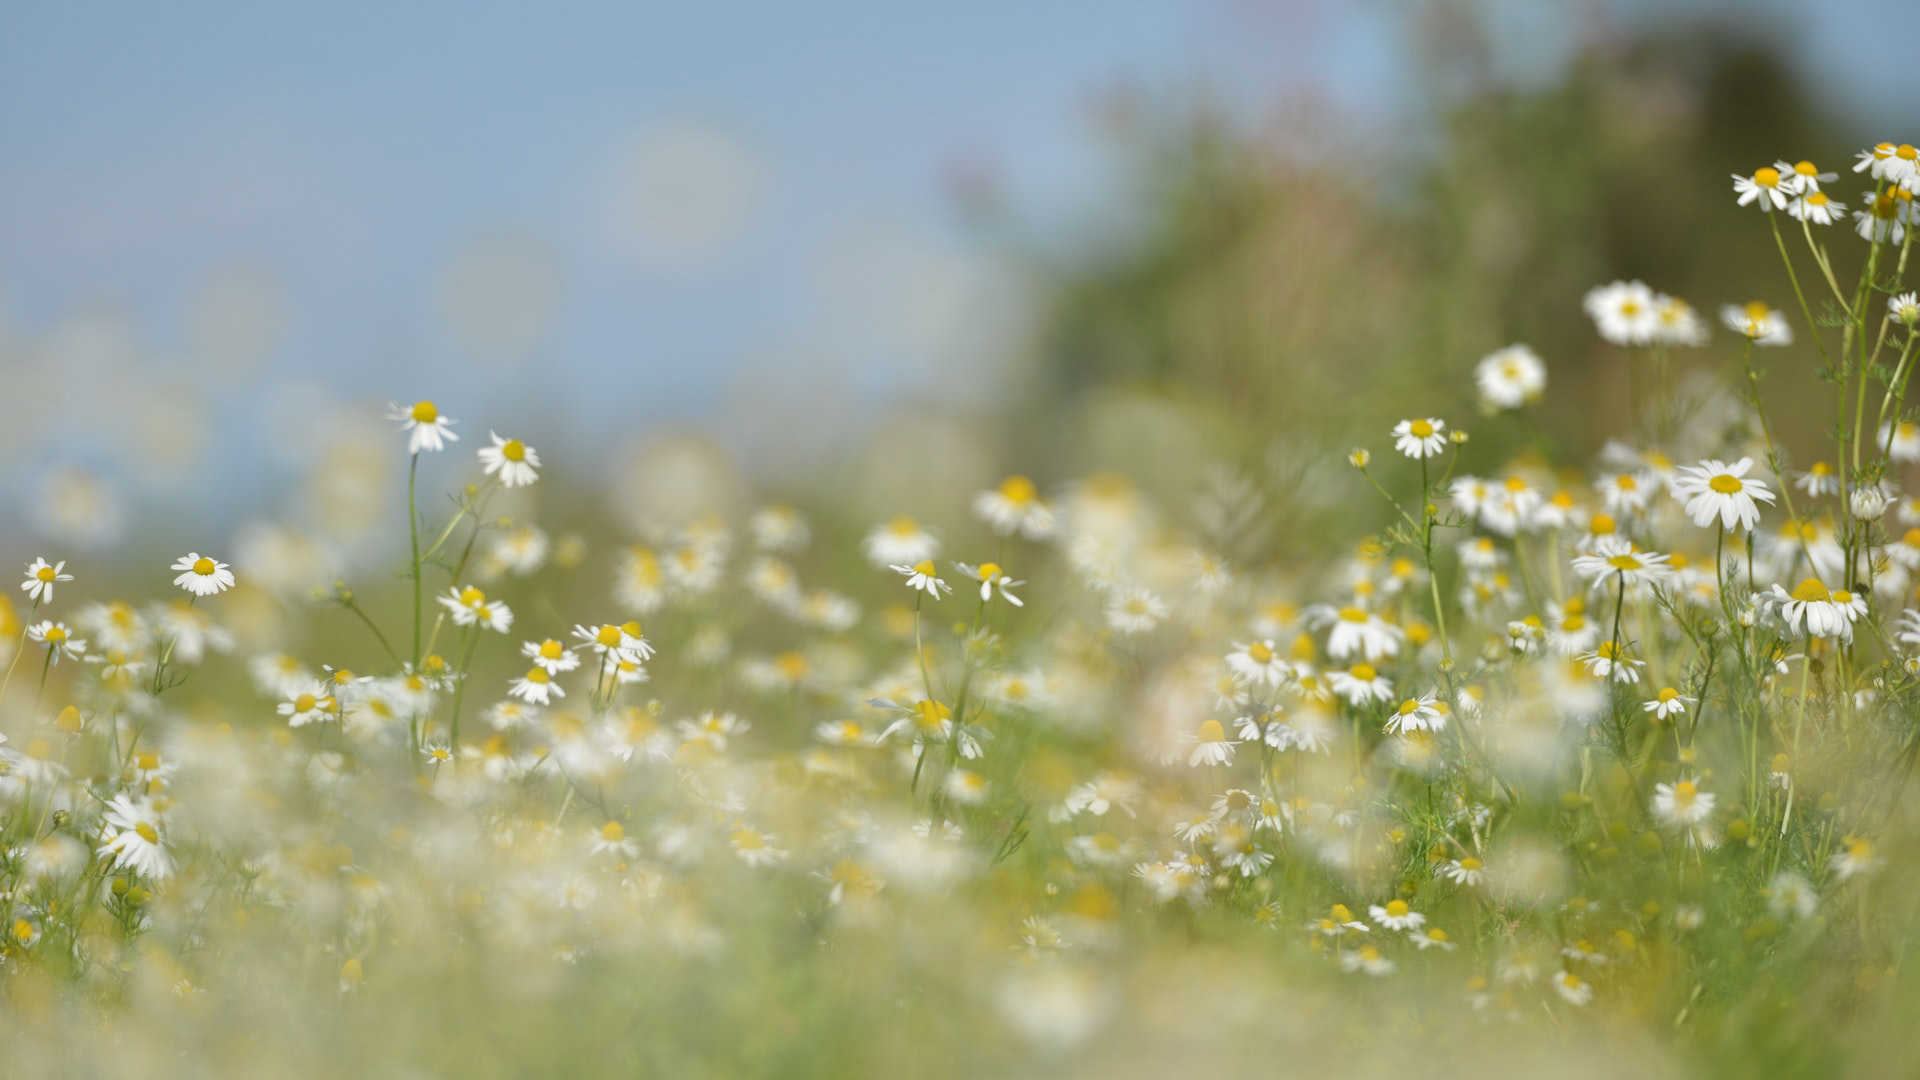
[863,517,938,568]
[1554,972,1594,1006]
[1788,188,1844,226]
[973,475,1056,539]
[892,560,952,600]
[1642,687,1693,720]
[1391,417,1448,459]
[1732,165,1792,211]
[1328,662,1394,707]
[1340,945,1395,976]
[1104,588,1168,635]
[1475,345,1546,410]
[1226,639,1291,689]
[1890,292,1920,327]
[1882,420,1920,463]
[388,400,458,453]
[1571,536,1674,592]
[571,622,655,663]
[1794,462,1840,497]
[1778,158,1837,192]
[1438,856,1485,887]
[1855,189,1909,244]
[278,688,337,727]
[438,585,513,632]
[98,795,172,880]
[20,557,72,604]
[1307,604,1404,662]
[1652,778,1715,826]
[1769,578,1865,640]
[944,769,989,805]
[521,638,581,676]
[476,431,541,487]
[26,620,86,663]
[1721,300,1792,345]
[507,667,563,705]
[1671,457,1775,532]
[1411,928,1457,952]
[1578,640,1644,683]
[170,553,235,597]
[1368,900,1425,932]
[1584,280,1659,345]
[1186,719,1238,767]
[956,562,1024,606]
[1653,294,1710,347]
[1383,694,1444,734]
[1830,836,1883,881]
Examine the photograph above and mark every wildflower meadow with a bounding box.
[8,43,1920,1077]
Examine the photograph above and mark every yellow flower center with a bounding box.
[1753,166,1781,188]
[1386,900,1409,917]
[1428,928,1449,943]
[595,625,621,648]
[977,562,1002,582]
[1806,192,1830,208]
[459,586,485,607]
[1811,462,1832,476]
[1657,688,1679,703]
[410,401,438,423]
[1619,300,1641,317]
[1606,554,1643,571]
[1408,420,1435,438]
[912,560,936,576]
[1745,300,1771,322]
[1615,475,1637,491]
[914,699,952,730]
[524,668,550,684]
[1458,857,1482,871]
[1831,589,1853,604]
[539,640,563,659]
[1672,781,1697,807]
[134,822,159,845]
[1338,606,1367,623]
[601,821,624,842]
[1794,160,1817,177]
[620,621,644,639]
[1790,578,1831,603]
[44,626,66,643]
[1397,699,1420,715]
[1900,145,1918,162]
[1196,719,1226,743]
[35,566,55,582]
[888,516,919,537]
[294,693,317,713]
[1707,474,1744,495]
[1247,642,1274,663]
[999,475,1036,504]
[501,438,526,462]
[1349,663,1376,681]
[192,557,216,575]
[776,652,809,679]
[1589,514,1616,535]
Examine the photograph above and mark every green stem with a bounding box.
[408,452,423,667]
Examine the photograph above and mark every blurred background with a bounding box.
[3,0,1915,568]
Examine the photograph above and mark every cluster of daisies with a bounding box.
[3,147,1920,1061]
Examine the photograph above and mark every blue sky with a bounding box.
[1,0,1914,529]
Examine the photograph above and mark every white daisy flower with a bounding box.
[1474,345,1546,409]
[1777,158,1837,192]
[1185,719,1237,767]
[388,399,458,453]
[476,430,541,487]
[863,517,938,567]
[1794,461,1839,497]
[1225,639,1291,689]
[1583,280,1659,346]
[1890,291,1920,327]
[278,688,337,727]
[1651,778,1715,827]
[507,666,563,705]
[1578,641,1644,684]
[521,638,581,676]
[1438,856,1485,887]
[1788,188,1844,226]
[1104,588,1168,635]
[1383,694,1445,734]
[1554,972,1594,1006]
[973,475,1056,539]
[1768,578,1865,641]
[1731,165,1792,211]
[1328,662,1393,707]
[1570,536,1674,592]
[892,560,952,600]
[1721,301,1792,345]
[955,561,1024,606]
[1306,604,1404,662]
[1391,417,1448,459]
[1671,457,1775,532]
[171,552,235,597]
[1368,900,1425,932]
[1642,687,1693,720]
[436,585,513,632]
[97,795,172,880]
[26,621,86,663]
[20,557,73,604]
